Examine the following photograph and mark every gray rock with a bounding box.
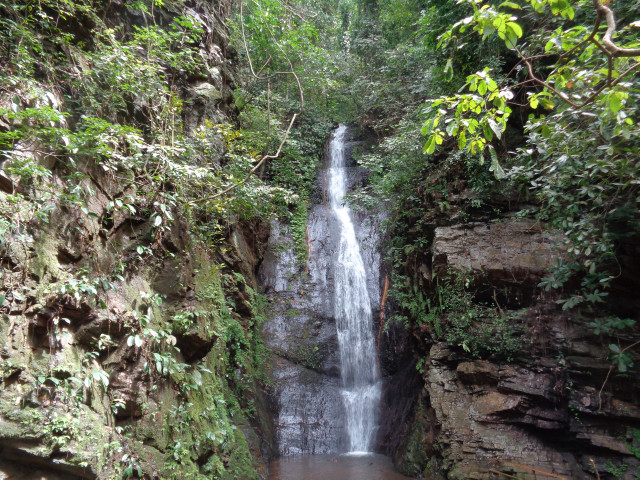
[191,81,222,102]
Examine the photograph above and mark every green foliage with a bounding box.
[414,0,640,362]
[422,67,511,176]
[42,412,79,449]
[438,0,525,50]
[588,317,636,336]
[290,201,309,264]
[120,454,143,480]
[604,460,628,479]
[297,343,321,369]
[352,116,430,213]
[628,428,640,459]
[608,343,634,373]
[171,311,198,334]
[419,271,524,359]
[0,0,314,259]
[516,97,640,309]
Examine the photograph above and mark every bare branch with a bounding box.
[240,1,259,79]
[593,0,640,57]
[190,113,298,204]
[255,55,272,77]
[598,338,640,410]
[207,0,305,201]
[518,48,580,107]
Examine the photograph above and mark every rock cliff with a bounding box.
[0,0,274,478]
[395,218,640,479]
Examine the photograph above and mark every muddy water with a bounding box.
[268,454,414,480]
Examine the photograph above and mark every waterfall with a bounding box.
[328,125,381,453]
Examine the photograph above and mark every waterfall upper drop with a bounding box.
[259,124,383,456]
[328,125,381,453]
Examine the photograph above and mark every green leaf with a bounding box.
[444,58,454,82]
[488,118,503,139]
[608,91,626,113]
[566,6,575,19]
[482,123,494,141]
[618,358,628,372]
[493,15,507,34]
[488,146,506,179]
[507,22,523,38]
[458,130,467,149]
[539,98,555,110]
[424,136,437,154]
[505,32,518,48]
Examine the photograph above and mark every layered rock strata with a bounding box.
[397,219,640,479]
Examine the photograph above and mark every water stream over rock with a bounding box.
[259,125,384,457]
[260,126,412,478]
[329,125,381,453]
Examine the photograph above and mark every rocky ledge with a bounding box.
[398,219,640,480]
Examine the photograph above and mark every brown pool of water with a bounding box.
[268,454,415,480]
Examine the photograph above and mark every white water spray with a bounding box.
[328,125,381,453]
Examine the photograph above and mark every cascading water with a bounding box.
[328,125,381,453]
[261,125,415,478]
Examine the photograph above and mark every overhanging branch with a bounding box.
[593,0,640,57]
[194,0,305,203]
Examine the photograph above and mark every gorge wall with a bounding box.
[393,215,640,479]
[2,1,639,479]
[0,0,276,478]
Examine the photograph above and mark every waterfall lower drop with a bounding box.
[263,125,415,479]
[328,125,381,454]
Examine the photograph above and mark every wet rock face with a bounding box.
[259,201,348,455]
[426,338,640,479]
[259,129,414,456]
[270,357,348,455]
[415,219,640,479]
[426,342,576,480]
